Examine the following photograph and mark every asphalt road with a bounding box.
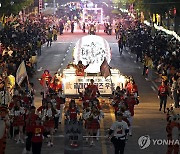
[5,31,179,154]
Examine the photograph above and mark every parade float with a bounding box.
[62,35,127,96]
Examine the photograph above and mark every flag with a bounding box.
[100,58,111,79]
[16,61,27,86]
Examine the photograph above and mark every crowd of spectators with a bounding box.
[115,14,180,108]
[0,15,56,105]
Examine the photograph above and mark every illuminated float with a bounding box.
[62,35,127,96]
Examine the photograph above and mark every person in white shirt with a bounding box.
[108,112,129,154]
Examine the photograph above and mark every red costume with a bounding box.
[75,64,86,76]
[158,85,169,97]
[26,113,39,133]
[68,108,78,120]
[127,97,137,116]
[40,71,52,86]
[56,96,65,110]
[49,82,62,92]
[12,106,25,127]
[87,84,99,98]
[31,125,44,143]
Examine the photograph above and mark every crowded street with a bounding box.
[2,30,177,154]
[0,1,180,154]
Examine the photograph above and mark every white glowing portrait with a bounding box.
[73,35,111,73]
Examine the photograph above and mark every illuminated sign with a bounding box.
[73,35,111,73]
[62,69,126,95]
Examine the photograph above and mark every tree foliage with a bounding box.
[113,0,180,17]
[0,0,33,16]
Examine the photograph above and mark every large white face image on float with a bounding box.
[73,35,111,73]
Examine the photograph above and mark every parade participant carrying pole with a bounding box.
[100,58,114,92]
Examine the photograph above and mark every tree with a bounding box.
[0,0,33,16]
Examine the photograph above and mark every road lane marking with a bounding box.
[101,117,108,154]
[151,86,156,92]
[134,61,137,63]
[151,81,158,90]
[37,67,43,72]
[131,56,133,59]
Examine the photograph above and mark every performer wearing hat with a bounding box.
[40,70,52,99]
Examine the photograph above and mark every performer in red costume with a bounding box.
[75,60,89,76]
[49,73,62,93]
[40,70,52,86]
[65,99,80,120]
[40,70,52,98]
[87,79,100,99]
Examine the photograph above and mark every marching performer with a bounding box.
[49,94,61,131]
[87,79,100,99]
[82,107,91,143]
[108,112,129,154]
[86,106,101,146]
[31,117,44,154]
[78,87,92,109]
[40,70,52,98]
[0,105,9,154]
[126,95,138,136]
[55,94,65,124]
[65,99,80,121]
[11,101,25,143]
[23,106,38,154]
[42,102,57,147]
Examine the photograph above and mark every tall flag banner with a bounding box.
[16,61,27,86]
[100,58,111,79]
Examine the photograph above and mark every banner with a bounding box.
[16,61,27,86]
[63,76,123,95]
[100,58,111,79]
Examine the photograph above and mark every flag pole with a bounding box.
[109,69,114,94]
